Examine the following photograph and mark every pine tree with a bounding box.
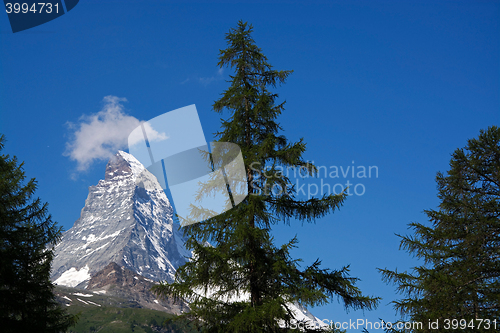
[379,126,500,332]
[153,21,378,332]
[0,134,77,332]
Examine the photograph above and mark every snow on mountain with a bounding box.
[52,150,326,329]
[53,265,90,288]
[52,151,189,285]
[193,273,328,329]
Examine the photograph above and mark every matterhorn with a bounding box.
[51,151,190,288]
[51,150,324,327]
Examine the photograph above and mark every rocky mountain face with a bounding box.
[84,262,188,314]
[54,282,191,333]
[51,151,190,287]
[52,150,325,329]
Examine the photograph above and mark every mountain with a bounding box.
[52,151,327,329]
[85,262,188,314]
[54,283,195,333]
[53,262,188,315]
[51,151,190,287]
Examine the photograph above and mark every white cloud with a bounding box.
[127,121,169,149]
[65,96,166,172]
[143,122,169,142]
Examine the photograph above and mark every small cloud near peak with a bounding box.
[64,96,166,173]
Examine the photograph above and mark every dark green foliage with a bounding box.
[153,21,378,332]
[0,134,77,332]
[64,305,196,333]
[379,126,500,332]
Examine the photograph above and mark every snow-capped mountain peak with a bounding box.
[52,150,326,329]
[105,150,145,181]
[52,151,188,286]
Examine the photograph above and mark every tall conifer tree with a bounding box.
[154,21,378,332]
[379,126,500,332]
[0,134,76,333]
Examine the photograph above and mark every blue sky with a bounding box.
[0,0,499,330]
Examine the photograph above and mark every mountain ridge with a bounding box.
[52,151,189,286]
[52,150,327,329]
